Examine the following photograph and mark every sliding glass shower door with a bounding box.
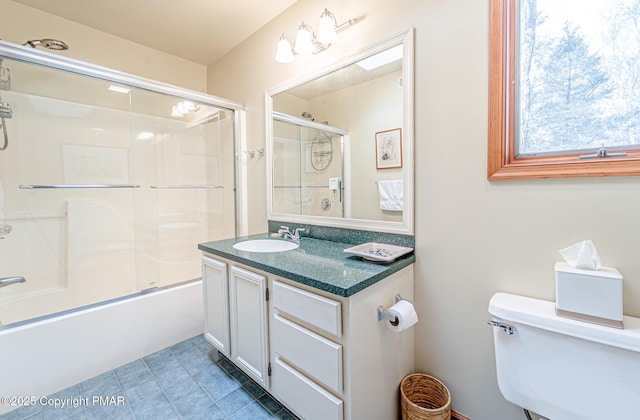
[0,46,239,326]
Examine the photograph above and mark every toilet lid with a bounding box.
[489,292,640,353]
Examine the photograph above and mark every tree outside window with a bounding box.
[488,0,640,179]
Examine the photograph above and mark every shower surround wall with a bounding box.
[0,42,242,414]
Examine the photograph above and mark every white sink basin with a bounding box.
[233,239,299,253]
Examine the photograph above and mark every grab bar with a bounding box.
[150,185,224,189]
[19,184,141,189]
[0,276,26,288]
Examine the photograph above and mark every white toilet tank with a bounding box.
[488,292,640,420]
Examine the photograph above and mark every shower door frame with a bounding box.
[271,111,351,219]
[0,40,248,237]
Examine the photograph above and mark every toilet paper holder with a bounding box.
[377,294,412,323]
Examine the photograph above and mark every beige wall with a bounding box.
[208,0,640,418]
[1,0,206,90]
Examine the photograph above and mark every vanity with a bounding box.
[199,26,417,420]
[198,232,415,420]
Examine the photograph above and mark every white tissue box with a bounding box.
[555,262,623,328]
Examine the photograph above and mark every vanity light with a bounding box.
[171,100,200,118]
[275,34,295,63]
[294,22,315,55]
[275,8,357,63]
[317,9,337,44]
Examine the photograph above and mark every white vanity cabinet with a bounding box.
[228,265,269,388]
[202,256,269,387]
[270,280,345,420]
[202,252,414,420]
[202,256,230,356]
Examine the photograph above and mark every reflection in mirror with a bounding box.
[272,113,347,218]
[267,28,413,234]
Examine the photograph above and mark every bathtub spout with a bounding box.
[0,276,25,288]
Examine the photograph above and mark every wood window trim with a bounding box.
[488,0,640,180]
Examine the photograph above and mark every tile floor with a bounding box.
[1,335,298,420]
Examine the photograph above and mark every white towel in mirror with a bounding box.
[378,180,403,211]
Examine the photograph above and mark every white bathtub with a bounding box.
[0,280,203,415]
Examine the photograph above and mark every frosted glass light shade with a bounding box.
[317,10,337,44]
[294,23,314,54]
[171,105,184,117]
[275,34,294,63]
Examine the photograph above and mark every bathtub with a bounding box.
[0,281,203,415]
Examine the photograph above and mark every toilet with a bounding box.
[488,292,640,420]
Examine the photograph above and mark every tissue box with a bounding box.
[555,262,623,328]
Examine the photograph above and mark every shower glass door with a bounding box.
[0,52,238,326]
[272,117,345,218]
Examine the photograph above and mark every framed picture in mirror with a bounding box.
[375,128,402,169]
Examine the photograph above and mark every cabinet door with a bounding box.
[229,266,269,387]
[202,256,230,356]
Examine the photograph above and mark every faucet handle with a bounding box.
[277,226,291,238]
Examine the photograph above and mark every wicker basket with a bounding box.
[400,374,451,420]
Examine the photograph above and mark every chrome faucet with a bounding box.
[0,276,26,288]
[277,226,306,241]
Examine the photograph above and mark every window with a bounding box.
[488,0,640,179]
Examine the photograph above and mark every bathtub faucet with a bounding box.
[0,276,26,288]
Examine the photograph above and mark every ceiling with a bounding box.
[13,0,297,65]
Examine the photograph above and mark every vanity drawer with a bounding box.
[273,280,342,337]
[272,313,343,394]
[272,356,343,420]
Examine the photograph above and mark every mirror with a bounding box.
[266,27,414,234]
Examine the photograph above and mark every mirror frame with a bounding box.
[265,27,414,235]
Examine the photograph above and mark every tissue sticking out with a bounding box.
[559,240,601,271]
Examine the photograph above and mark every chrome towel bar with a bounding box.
[19,184,141,189]
[150,185,223,189]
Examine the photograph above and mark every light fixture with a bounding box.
[171,100,200,118]
[275,34,294,63]
[294,22,315,55]
[275,8,357,63]
[317,9,337,44]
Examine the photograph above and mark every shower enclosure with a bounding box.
[272,111,348,218]
[0,41,242,326]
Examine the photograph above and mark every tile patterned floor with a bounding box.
[1,335,298,420]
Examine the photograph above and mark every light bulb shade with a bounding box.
[317,10,337,44]
[171,105,184,117]
[181,101,197,112]
[294,22,314,55]
[275,34,294,63]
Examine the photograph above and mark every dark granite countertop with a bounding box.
[198,233,415,297]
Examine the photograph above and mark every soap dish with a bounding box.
[343,242,413,263]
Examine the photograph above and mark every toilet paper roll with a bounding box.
[385,299,419,332]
